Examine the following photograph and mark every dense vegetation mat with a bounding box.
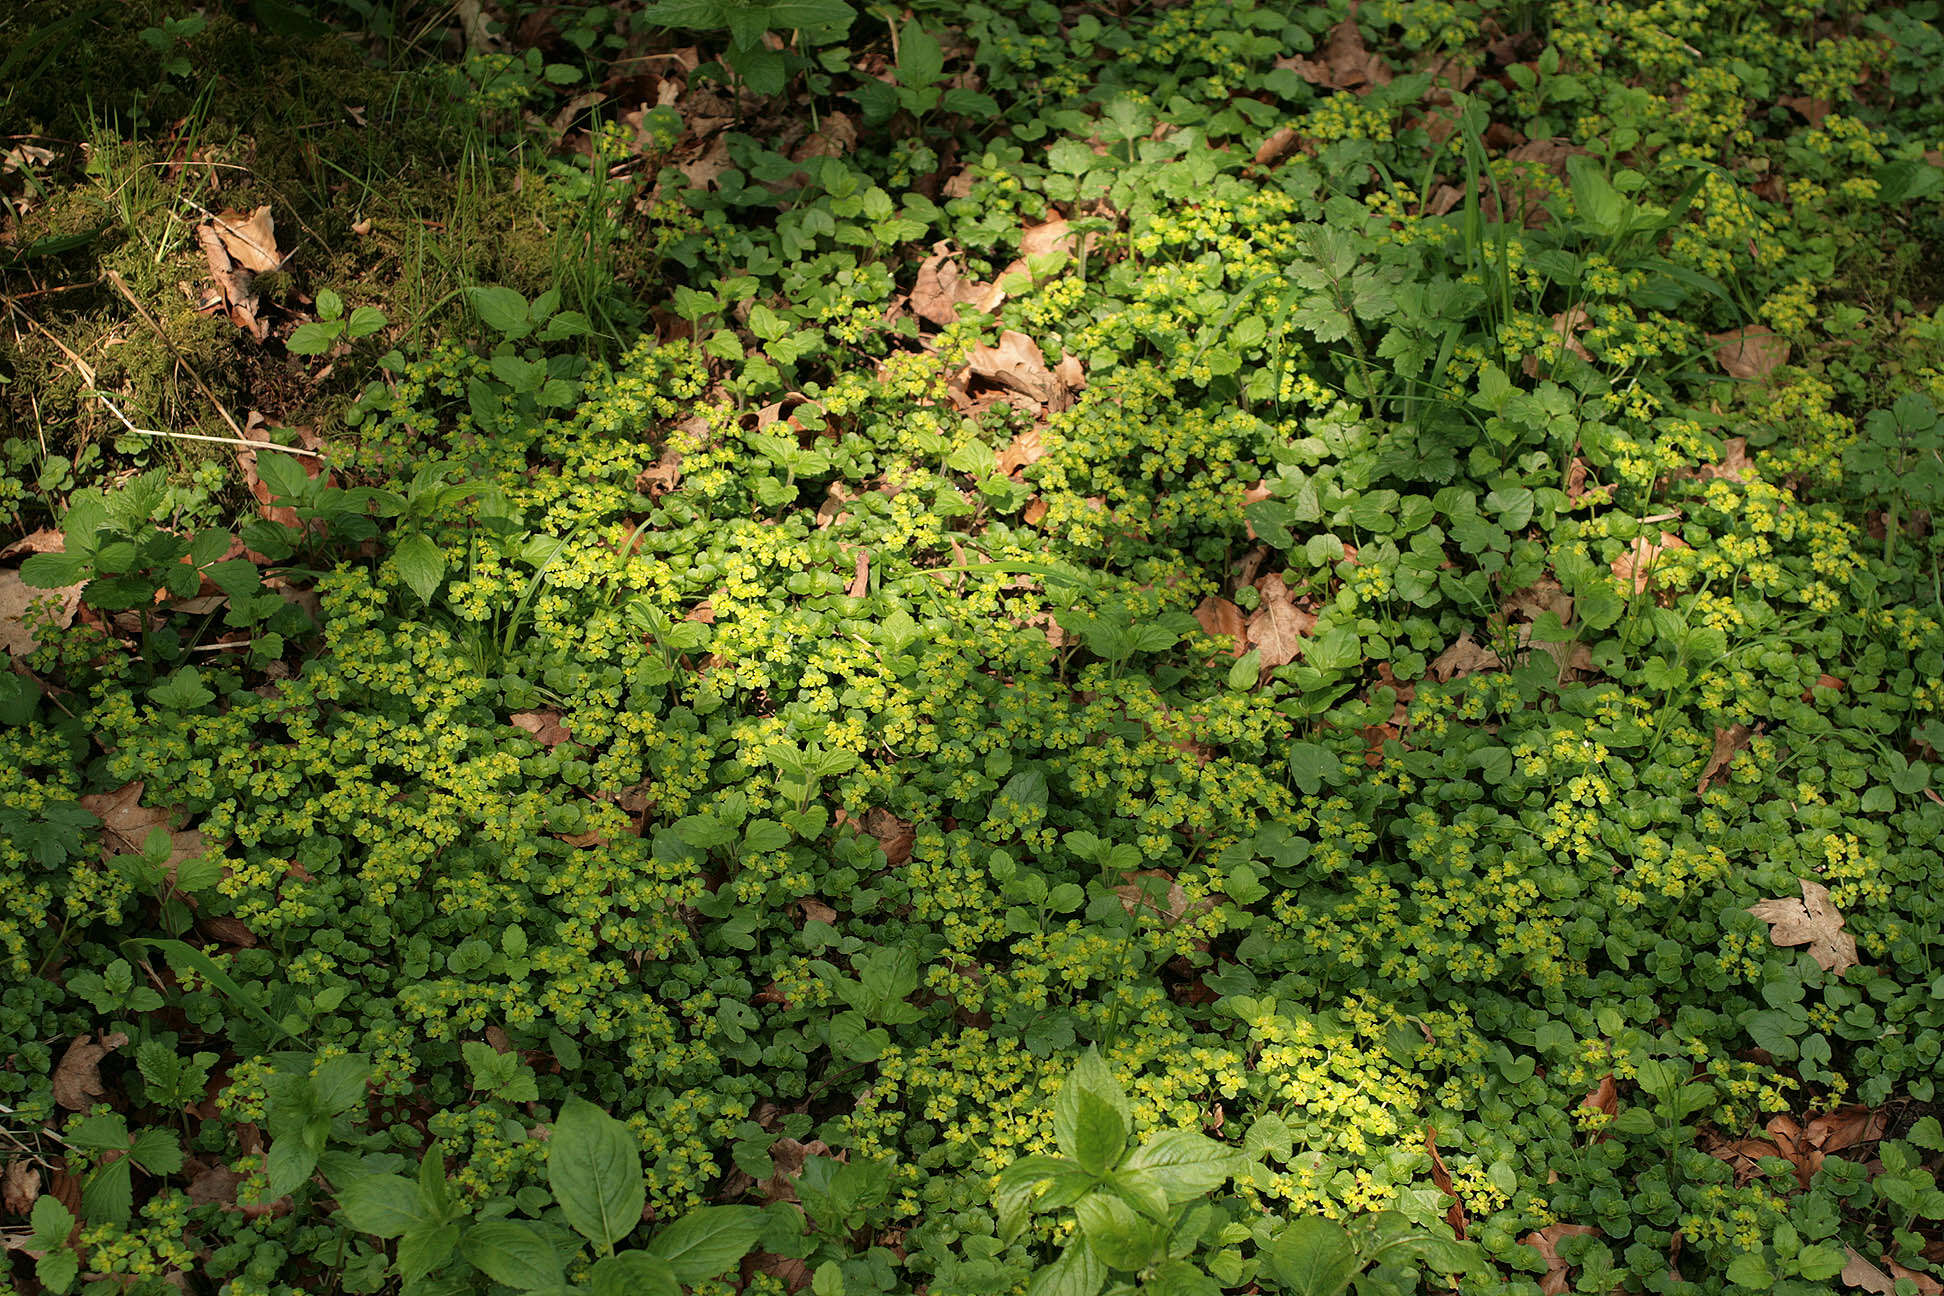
[3,1,1944,1294]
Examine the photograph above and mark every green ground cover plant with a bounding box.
[3,1,1944,1294]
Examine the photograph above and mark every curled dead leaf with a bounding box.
[1749,879,1859,976]
[911,244,1003,328]
[1843,1249,1896,1295]
[54,1030,130,1111]
[1246,575,1315,670]
[1280,18,1393,91]
[208,205,284,273]
[0,566,83,659]
[1523,1223,1600,1296]
[863,808,916,865]
[966,330,1082,411]
[1255,126,1301,166]
[1711,326,1790,381]
[1113,870,1211,924]
[997,427,1044,478]
[1193,596,1247,657]
[1696,723,1753,795]
[0,529,64,562]
[1423,1126,1467,1238]
[509,711,572,747]
[2,1159,38,1215]
[78,781,208,882]
[1612,530,1688,597]
[1427,633,1501,682]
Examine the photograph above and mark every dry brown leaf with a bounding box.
[1697,723,1753,794]
[1780,95,1832,127]
[1523,1224,1600,1296]
[195,224,268,342]
[1711,326,1790,381]
[0,567,83,658]
[1053,352,1086,398]
[967,330,1080,410]
[238,450,300,528]
[1255,126,1301,166]
[1687,436,1753,483]
[1193,596,1247,657]
[759,1136,830,1204]
[1020,217,1095,261]
[1280,18,1392,91]
[1805,1105,1888,1155]
[910,245,1003,327]
[1581,1075,1618,1116]
[862,808,915,865]
[997,427,1045,478]
[0,529,67,562]
[798,899,837,925]
[747,1253,814,1293]
[2,1159,38,1215]
[1612,530,1689,596]
[637,443,683,495]
[1247,576,1315,669]
[199,916,258,948]
[1427,633,1502,682]
[791,111,858,162]
[1749,879,1859,976]
[1423,1127,1467,1238]
[1843,1249,1897,1295]
[1889,1259,1944,1296]
[78,781,208,880]
[509,711,572,747]
[209,206,283,273]
[1113,870,1211,924]
[54,1031,129,1110]
[846,549,870,598]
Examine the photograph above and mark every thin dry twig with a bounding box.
[87,390,322,459]
[2,293,98,387]
[104,268,250,440]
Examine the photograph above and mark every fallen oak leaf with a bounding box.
[1255,126,1301,166]
[1749,879,1859,976]
[78,781,208,882]
[1804,1105,1888,1155]
[2,1159,38,1215]
[54,1031,130,1111]
[1843,1249,1896,1295]
[1422,1126,1467,1239]
[0,529,65,561]
[509,711,571,747]
[1710,325,1790,381]
[208,205,284,273]
[0,566,84,659]
[1280,17,1393,91]
[966,330,1081,411]
[1697,723,1754,795]
[862,807,915,865]
[1612,530,1688,597]
[1246,575,1315,670]
[996,427,1044,478]
[1426,633,1502,682]
[1192,596,1247,658]
[1523,1224,1600,1296]
[1888,1259,1944,1296]
[910,244,1003,328]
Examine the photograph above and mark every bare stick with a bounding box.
[104,268,250,441]
[87,390,322,459]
